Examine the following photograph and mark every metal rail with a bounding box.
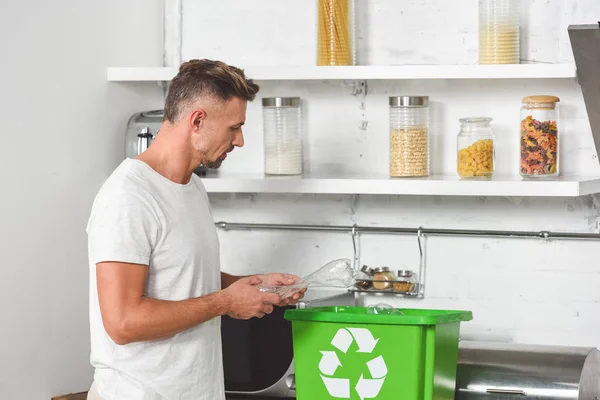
[215,221,600,241]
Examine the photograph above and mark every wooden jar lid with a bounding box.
[522,95,560,110]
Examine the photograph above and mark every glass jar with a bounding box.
[372,267,394,291]
[354,265,374,290]
[479,0,520,64]
[520,96,560,178]
[317,0,355,66]
[393,270,417,294]
[262,97,303,175]
[389,96,430,177]
[457,117,495,179]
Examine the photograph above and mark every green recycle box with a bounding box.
[284,306,473,400]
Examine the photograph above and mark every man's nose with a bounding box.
[233,130,244,148]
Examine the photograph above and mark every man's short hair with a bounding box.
[164,59,260,123]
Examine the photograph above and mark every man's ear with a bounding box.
[189,109,207,133]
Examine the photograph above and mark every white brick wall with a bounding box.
[182,1,600,347]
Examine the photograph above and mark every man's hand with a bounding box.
[260,273,307,306]
[223,276,282,319]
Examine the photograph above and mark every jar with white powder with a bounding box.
[262,97,303,175]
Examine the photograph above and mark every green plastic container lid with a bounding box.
[285,306,473,325]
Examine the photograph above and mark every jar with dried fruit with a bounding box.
[393,270,417,294]
[372,267,394,291]
[354,265,374,290]
[389,96,430,177]
[457,117,495,179]
[520,96,559,178]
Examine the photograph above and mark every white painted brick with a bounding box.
[191,0,600,347]
[183,0,600,65]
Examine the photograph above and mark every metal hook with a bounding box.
[417,227,423,258]
[417,227,425,297]
[350,225,359,270]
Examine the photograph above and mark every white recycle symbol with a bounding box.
[319,328,387,400]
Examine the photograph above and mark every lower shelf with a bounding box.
[200,172,600,197]
[349,289,423,299]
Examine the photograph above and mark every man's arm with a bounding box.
[221,271,243,289]
[221,271,307,305]
[97,262,280,345]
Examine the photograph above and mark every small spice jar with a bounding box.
[520,95,559,178]
[372,267,394,290]
[389,96,430,177]
[393,270,417,294]
[354,265,374,290]
[457,117,495,179]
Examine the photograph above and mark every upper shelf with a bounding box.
[199,173,600,197]
[106,64,577,82]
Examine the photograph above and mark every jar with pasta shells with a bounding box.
[457,117,495,179]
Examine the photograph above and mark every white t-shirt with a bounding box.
[86,159,224,400]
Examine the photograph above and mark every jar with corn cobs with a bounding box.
[389,96,430,177]
[457,117,495,179]
[520,95,559,178]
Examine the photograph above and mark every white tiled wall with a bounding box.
[181,1,600,347]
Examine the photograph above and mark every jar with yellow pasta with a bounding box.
[457,117,495,179]
[317,0,355,66]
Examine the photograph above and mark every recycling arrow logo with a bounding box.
[318,328,387,399]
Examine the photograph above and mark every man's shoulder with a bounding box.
[94,159,157,206]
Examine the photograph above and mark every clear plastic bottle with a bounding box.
[317,0,355,66]
[457,118,495,179]
[262,97,303,175]
[479,0,520,64]
[389,96,430,177]
[520,96,560,178]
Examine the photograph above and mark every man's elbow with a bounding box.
[103,318,135,345]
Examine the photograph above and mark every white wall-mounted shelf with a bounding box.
[199,173,600,197]
[107,63,576,82]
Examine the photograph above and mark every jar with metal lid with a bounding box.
[457,117,495,179]
[354,265,374,290]
[389,96,430,177]
[372,266,394,291]
[262,97,303,175]
[393,270,417,294]
[520,95,559,178]
[317,0,355,66]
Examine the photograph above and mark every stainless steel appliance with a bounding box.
[125,110,211,175]
[125,110,162,159]
[455,341,600,400]
[569,23,600,165]
[222,291,355,398]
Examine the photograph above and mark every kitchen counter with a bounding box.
[226,396,294,400]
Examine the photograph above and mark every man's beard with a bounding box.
[201,146,233,169]
[202,158,223,169]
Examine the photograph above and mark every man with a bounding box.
[86,59,304,400]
